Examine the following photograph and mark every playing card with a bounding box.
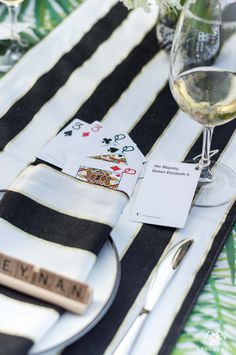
[63,156,142,198]
[62,128,145,167]
[84,129,145,166]
[49,121,104,165]
[36,118,91,168]
[36,120,145,175]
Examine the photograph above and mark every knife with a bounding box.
[113,239,193,355]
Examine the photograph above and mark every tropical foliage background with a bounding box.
[0,0,83,76]
[172,225,236,355]
[0,1,235,353]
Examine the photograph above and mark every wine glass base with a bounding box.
[0,55,20,73]
[0,44,25,72]
[186,160,236,207]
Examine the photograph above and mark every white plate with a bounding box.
[29,238,120,354]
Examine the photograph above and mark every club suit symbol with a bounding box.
[102,138,112,145]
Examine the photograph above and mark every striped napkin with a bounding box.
[0,163,128,354]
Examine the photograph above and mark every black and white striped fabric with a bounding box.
[0,1,235,354]
[0,163,127,355]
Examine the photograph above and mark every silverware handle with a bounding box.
[113,312,147,355]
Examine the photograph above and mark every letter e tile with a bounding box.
[0,255,17,276]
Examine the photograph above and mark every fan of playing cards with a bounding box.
[37,119,145,198]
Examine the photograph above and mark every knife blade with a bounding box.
[113,239,193,355]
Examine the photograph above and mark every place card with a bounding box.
[130,161,201,228]
[0,253,93,314]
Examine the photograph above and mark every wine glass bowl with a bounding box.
[169,0,236,207]
[172,67,236,127]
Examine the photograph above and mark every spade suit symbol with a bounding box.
[107,147,119,153]
[64,130,73,137]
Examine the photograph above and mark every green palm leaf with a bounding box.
[35,0,45,29]
[225,230,236,285]
[18,0,31,20]
[0,0,83,76]
[0,4,8,21]
[172,225,236,355]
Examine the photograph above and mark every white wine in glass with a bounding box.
[173,67,236,126]
[170,0,236,207]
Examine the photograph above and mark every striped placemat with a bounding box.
[0,1,235,354]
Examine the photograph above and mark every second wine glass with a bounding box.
[0,0,25,64]
[169,0,236,207]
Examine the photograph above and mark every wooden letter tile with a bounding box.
[33,269,55,290]
[0,255,17,276]
[15,261,34,283]
[51,276,70,297]
[51,275,70,297]
[68,282,89,303]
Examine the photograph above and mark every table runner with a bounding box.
[0,1,235,354]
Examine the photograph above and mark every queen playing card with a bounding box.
[63,156,142,198]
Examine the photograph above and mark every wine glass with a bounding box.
[0,0,25,64]
[169,0,236,207]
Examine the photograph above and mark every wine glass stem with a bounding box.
[199,126,214,183]
[8,5,18,43]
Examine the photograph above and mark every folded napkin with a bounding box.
[0,164,128,354]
